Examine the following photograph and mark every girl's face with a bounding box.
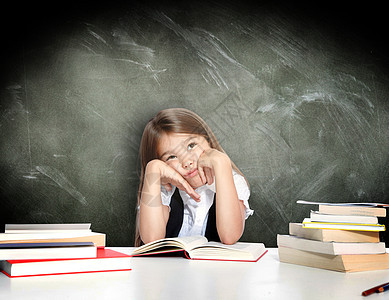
[158,132,211,189]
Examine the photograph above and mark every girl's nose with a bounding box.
[182,160,194,169]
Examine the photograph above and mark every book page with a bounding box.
[190,241,266,260]
[177,235,208,249]
[191,242,265,256]
[192,241,263,252]
[131,235,207,255]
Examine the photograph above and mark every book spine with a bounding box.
[302,223,385,231]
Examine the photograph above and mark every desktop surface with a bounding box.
[0,248,388,299]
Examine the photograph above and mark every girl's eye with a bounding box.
[187,142,196,151]
[166,155,176,161]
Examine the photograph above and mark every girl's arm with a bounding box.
[139,160,169,244]
[139,160,200,244]
[198,150,246,245]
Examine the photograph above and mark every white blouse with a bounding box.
[161,171,253,237]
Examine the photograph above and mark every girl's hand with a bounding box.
[146,159,201,201]
[197,149,231,186]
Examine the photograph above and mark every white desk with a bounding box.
[0,248,388,299]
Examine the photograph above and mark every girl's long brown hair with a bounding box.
[134,108,247,246]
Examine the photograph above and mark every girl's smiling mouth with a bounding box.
[184,169,198,178]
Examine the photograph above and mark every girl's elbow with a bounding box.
[218,221,245,245]
[220,237,238,245]
[140,230,165,245]
[219,230,243,245]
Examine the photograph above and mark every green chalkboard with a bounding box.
[1,1,388,246]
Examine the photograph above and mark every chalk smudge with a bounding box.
[36,165,88,205]
[297,164,338,201]
[150,11,256,89]
[79,24,166,84]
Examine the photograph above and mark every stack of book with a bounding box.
[0,224,131,278]
[277,201,389,272]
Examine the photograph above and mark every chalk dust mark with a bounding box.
[150,11,255,89]
[21,54,33,173]
[36,166,88,206]
[297,164,338,201]
[22,174,39,180]
[254,121,291,152]
[77,23,165,84]
[253,210,279,237]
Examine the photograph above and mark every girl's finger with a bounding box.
[169,171,200,201]
[178,179,200,201]
[162,183,172,191]
[204,167,213,185]
[162,165,200,201]
[189,189,201,202]
[198,166,207,185]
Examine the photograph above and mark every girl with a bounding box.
[135,108,253,246]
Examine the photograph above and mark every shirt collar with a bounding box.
[194,181,216,193]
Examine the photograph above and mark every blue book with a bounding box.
[0,241,97,260]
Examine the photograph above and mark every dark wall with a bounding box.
[1,1,388,246]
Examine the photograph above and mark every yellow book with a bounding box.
[302,218,385,231]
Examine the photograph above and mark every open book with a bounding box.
[131,236,267,262]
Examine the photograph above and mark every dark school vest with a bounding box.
[165,188,221,242]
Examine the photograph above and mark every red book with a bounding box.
[0,248,131,278]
